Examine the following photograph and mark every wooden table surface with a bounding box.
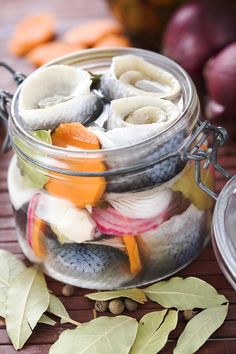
[0,1,236,353]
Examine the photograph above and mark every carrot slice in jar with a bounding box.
[31,218,46,258]
[123,235,142,274]
[46,123,106,208]
[51,123,100,150]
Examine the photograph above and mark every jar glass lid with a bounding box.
[213,176,236,288]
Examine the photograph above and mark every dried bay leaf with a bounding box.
[0,250,26,318]
[38,314,56,326]
[174,303,229,354]
[130,310,178,354]
[5,267,50,350]
[144,277,227,310]
[15,129,52,189]
[47,294,80,326]
[85,288,147,304]
[130,310,167,353]
[49,316,138,354]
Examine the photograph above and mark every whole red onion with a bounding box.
[204,42,236,120]
[162,0,236,81]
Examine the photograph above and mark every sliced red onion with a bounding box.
[92,207,167,236]
[27,193,41,247]
[105,188,172,219]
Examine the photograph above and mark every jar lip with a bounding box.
[10,47,197,158]
[213,175,236,278]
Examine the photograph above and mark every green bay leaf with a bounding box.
[85,288,147,304]
[174,303,229,354]
[15,129,52,189]
[0,250,26,318]
[32,130,52,144]
[5,267,50,350]
[144,277,227,310]
[130,310,178,354]
[47,294,80,326]
[49,316,138,354]
[130,310,167,354]
[38,314,56,326]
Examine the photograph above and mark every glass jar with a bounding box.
[212,176,236,290]
[5,48,214,289]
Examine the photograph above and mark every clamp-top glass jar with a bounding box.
[5,48,215,290]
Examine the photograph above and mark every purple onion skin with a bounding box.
[204,42,236,120]
[162,0,236,82]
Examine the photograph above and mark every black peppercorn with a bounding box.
[95,300,109,312]
[124,298,138,312]
[108,299,125,315]
[62,284,75,297]
[183,309,199,322]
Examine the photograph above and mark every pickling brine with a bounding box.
[7,48,214,289]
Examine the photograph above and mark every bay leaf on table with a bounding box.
[38,314,56,326]
[85,288,147,304]
[5,267,50,350]
[49,315,138,354]
[144,277,227,310]
[0,249,26,318]
[47,294,80,326]
[174,303,229,354]
[130,310,178,354]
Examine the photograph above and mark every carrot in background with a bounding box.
[63,18,122,47]
[94,33,131,48]
[27,41,85,67]
[9,13,56,56]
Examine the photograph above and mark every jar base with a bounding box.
[16,226,210,290]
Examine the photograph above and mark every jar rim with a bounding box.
[10,47,198,159]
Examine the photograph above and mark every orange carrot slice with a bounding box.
[94,34,131,48]
[9,14,55,56]
[52,123,100,150]
[46,123,106,208]
[27,41,84,67]
[200,144,208,150]
[63,18,122,47]
[123,234,142,274]
[31,217,46,258]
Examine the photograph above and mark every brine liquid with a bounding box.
[9,156,213,289]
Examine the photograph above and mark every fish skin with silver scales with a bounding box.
[106,130,186,193]
[45,237,133,289]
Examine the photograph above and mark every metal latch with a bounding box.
[0,62,26,152]
[181,120,233,200]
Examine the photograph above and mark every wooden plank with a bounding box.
[0,0,236,352]
[68,293,236,311]
[0,180,8,192]
[1,341,236,354]
[0,345,50,354]
[163,340,236,354]
[0,218,15,229]
[0,193,11,204]
[0,204,13,217]
[0,320,236,345]
[0,242,22,253]
[0,171,8,180]
[0,230,17,242]
[46,273,233,297]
